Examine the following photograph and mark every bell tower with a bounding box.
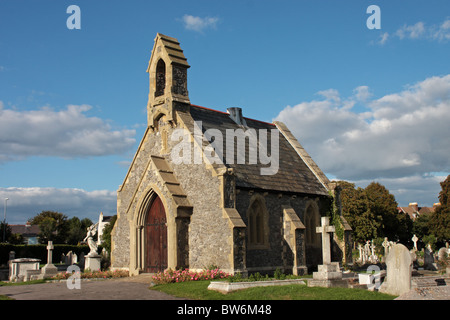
[146,33,190,129]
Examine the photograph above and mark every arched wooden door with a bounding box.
[145,195,167,273]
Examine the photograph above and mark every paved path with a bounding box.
[0,274,185,300]
[2,273,449,300]
[395,285,450,300]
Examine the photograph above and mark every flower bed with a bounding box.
[152,268,231,285]
[52,269,129,280]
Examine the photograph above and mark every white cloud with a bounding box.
[274,74,450,204]
[181,14,219,32]
[0,187,117,224]
[378,32,389,45]
[395,21,426,39]
[379,19,450,45]
[0,104,136,163]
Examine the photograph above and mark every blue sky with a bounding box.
[1,0,449,224]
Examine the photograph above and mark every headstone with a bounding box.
[80,252,85,269]
[438,247,448,261]
[424,245,436,271]
[357,244,363,263]
[411,234,418,251]
[316,216,334,265]
[369,240,378,263]
[364,241,371,263]
[379,243,412,296]
[308,217,346,288]
[41,241,58,278]
[65,251,73,265]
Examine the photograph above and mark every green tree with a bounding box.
[365,182,412,243]
[100,215,116,254]
[429,175,450,244]
[338,180,412,245]
[29,211,68,244]
[66,217,93,244]
[0,222,12,243]
[338,181,380,243]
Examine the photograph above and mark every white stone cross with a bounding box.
[412,234,418,251]
[46,241,54,265]
[358,243,363,262]
[316,216,335,265]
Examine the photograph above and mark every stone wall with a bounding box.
[112,111,233,272]
[235,189,330,274]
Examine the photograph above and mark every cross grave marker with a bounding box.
[316,216,335,265]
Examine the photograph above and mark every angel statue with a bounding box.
[84,223,99,256]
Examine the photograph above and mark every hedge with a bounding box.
[0,244,102,266]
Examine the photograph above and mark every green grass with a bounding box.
[150,280,396,300]
[0,279,48,286]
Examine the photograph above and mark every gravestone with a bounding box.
[9,258,40,282]
[424,245,436,271]
[379,243,412,296]
[382,237,390,262]
[41,241,58,278]
[357,244,363,263]
[308,217,346,288]
[411,234,418,251]
[438,247,448,261]
[369,240,378,264]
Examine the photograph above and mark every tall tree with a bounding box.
[338,181,380,243]
[100,215,117,254]
[66,217,93,245]
[338,180,412,244]
[29,211,68,244]
[365,182,412,242]
[429,175,450,244]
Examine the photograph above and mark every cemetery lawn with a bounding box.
[0,279,47,286]
[150,280,396,300]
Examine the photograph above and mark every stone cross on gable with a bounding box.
[46,241,54,265]
[316,216,335,265]
[412,234,418,251]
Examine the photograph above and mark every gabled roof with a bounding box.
[10,224,40,237]
[183,105,330,196]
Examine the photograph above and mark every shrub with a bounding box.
[52,269,129,280]
[152,268,231,285]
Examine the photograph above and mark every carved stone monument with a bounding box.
[308,217,346,288]
[84,223,101,271]
[41,241,58,278]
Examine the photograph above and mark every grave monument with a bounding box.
[379,243,412,296]
[84,223,101,271]
[308,217,347,288]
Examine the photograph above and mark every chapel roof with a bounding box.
[182,104,330,196]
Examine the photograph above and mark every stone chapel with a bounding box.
[111,33,352,276]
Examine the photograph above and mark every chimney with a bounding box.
[433,202,441,208]
[227,107,247,126]
[409,202,419,212]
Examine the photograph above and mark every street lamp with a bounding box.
[2,198,8,242]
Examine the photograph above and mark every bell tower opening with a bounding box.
[155,59,166,97]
